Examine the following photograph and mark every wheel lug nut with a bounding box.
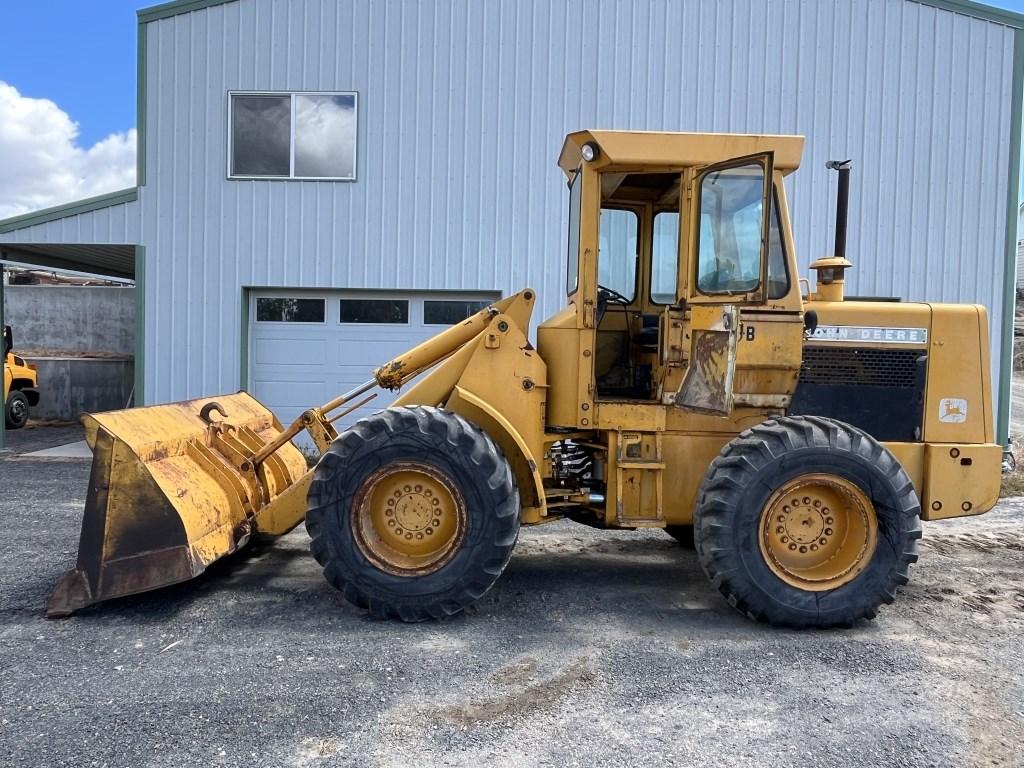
[405,533,413,540]
[776,526,785,534]
[791,499,799,507]
[385,509,393,517]
[825,528,833,536]
[826,517,834,525]
[813,500,821,508]
[387,519,395,527]
[415,484,423,492]
[395,527,403,535]
[788,543,797,551]
[782,507,789,514]
[416,532,424,540]
[403,485,412,493]
[810,544,818,551]
[802,497,810,505]
[387,499,395,507]
[432,499,440,506]
[819,537,828,545]
[780,535,789,543]
[799,545,807,553]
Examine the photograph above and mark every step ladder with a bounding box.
[612,431,665,527]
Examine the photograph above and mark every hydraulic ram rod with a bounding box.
[249,379,377,467]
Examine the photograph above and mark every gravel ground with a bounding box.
[1,456,1022,768]
[0,421,83,455]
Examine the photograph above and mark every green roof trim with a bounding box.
[0,188,139,235]
[137,0,239,24]
[137,22,147,186]
[240,287,250,391]
[910,0,1024,28]
[997,27,1024,445]
[134,245,146,406]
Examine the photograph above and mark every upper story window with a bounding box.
[229,92,357,180]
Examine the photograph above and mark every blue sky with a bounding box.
[1,0,1024,215]
[3,1,142,147]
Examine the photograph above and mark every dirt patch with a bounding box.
[428,657,593,725]
[490,657,538,685]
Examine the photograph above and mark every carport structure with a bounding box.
[0,189,144,449]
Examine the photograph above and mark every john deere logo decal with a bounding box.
[809,325,928,345]
[939,398,968,424]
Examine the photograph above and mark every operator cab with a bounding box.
[554,130,804,417]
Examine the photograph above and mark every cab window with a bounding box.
[696,163,765,295]
[651,211,679,304]
[566,171,582,295]
[598,208,638,301]
[766,188,790,300]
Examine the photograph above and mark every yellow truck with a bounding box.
[49,131,1002,628]
[3,326,39,430]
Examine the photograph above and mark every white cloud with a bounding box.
[0,81,136,219]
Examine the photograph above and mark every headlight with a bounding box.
[581,142,599,162]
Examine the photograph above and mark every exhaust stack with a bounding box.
[809,159,854,302]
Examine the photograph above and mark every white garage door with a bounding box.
[249,290,499,437]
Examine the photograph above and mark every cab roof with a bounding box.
[558,130,805,177]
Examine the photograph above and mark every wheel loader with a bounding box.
[4,325,39,430]
[48,131,1002,628]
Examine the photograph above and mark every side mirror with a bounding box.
[3,325,12,357]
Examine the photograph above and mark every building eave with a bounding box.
[910,0,1024,28]
[137,0,240,25]
[0,188,139,235]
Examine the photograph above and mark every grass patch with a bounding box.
[1000,436,1024,498]
[299,446,321,469]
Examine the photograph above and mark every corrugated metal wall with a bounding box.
[6,0,1018,408]
[138,0,1015,405]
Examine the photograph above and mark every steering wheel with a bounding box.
[596,284,631,325]
[598,285,631,305]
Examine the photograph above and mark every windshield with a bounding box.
[696,163,765,296]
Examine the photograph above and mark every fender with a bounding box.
[446,386,547,523]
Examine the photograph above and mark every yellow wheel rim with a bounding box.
[758,474,878,591]
[352,462,466,577]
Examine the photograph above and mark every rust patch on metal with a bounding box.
[675,327,735,415]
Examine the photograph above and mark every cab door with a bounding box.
[671,153,774,414]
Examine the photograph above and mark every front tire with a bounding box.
[5,390,28,429]
[694,416,921,628]
[306,406,520,621]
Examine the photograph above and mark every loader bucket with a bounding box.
[47,393,308,617]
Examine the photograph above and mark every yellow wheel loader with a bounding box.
[4,326,39,430]
[48,131,1003,628]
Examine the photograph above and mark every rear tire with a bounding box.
[5,390,28,429]
[694,415,921,628]
[306,406,519,621]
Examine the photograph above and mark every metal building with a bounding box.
[1,0,1022,441]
